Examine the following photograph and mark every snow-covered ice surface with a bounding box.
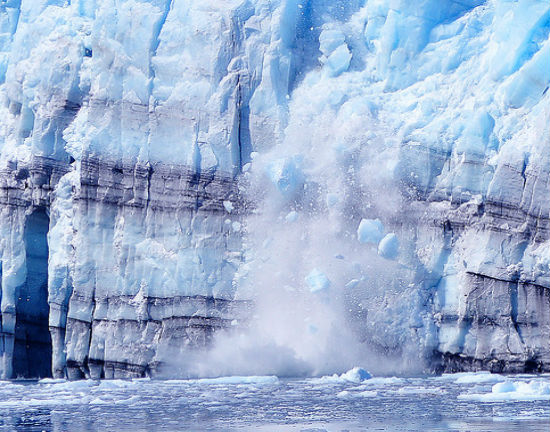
[0,374,548,431]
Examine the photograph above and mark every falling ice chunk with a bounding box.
[345,279,360,289]
[326,193,339,207]
[325,44,352,77]
[305,268,331,293]
[266,157,304,198]
[378,233,399,259]
[357,218,384,244]
[285,210,299,222]
[223,200,234,213]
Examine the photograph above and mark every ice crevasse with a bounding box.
[0,0,548,378]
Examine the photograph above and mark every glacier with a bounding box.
[0,0,548,379]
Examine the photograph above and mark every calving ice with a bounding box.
[0,0,548,383]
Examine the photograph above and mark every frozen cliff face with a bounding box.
[240,0,550,374]
[0,0,548,378]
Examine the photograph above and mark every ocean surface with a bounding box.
[0,373,548,431]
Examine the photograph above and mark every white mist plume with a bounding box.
[163,73,430,379]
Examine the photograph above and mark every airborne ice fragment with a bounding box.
[325,44,352,77]
[285,210,298,222]
[305,268,331,293]
[345,279,360,289]
[326,193,339,207]
[340,367,372,383]
[319,28,352,77]
[378,233,399,259]
[266,157,304,198]
[223,200,234,213]
[319,29,346,57]
[308,324,318,334]
[357,218,384,244]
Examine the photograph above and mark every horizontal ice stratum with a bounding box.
[0,0,548,379]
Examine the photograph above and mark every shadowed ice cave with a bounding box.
[13,208,52,378]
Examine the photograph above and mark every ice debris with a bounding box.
[378,233,399,259]
[458,380,550,401]
[340,367,372,383]
[305,269,331,293]
[357,218,384,244]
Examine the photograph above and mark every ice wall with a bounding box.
[0,0,548,378]
[241,0,550,373]
[0,0,322,379]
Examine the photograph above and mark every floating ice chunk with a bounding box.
[38,378,66,384]
[378,233,399,259]
[44,380,97,390]
[454,372,506,384]
[337,389,377,398]
[98,379,139,389]
[305,268,331,293]
[285,210,299,222]
[195,376,279,385]
[357,390,378,397]
[363,377,406,386]
[223,200,234,213]
[458,380,550,401]
[357,218,384,244]
[340,367,372,383]
[395,386,446,395]
[492,380,550,396]
[492,381,517,393]
[336,390,351,398]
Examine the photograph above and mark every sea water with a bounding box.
[0,373,548,431]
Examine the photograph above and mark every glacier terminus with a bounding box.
[0,0,548,384]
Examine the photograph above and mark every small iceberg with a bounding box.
[340,367,372,383]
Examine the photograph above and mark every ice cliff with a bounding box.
[0,0,548,379]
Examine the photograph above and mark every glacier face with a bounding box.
[0,0,548,378]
